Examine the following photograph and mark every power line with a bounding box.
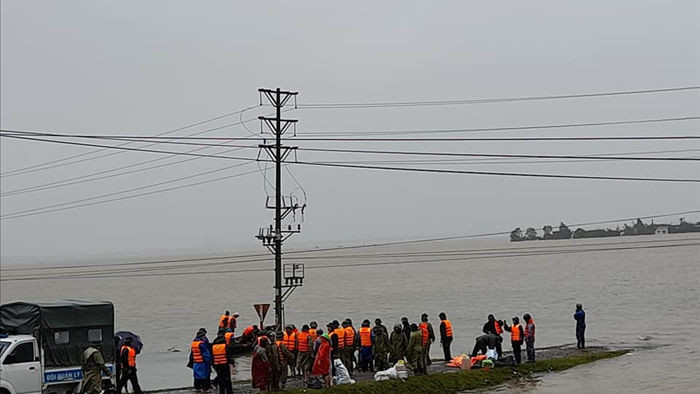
[298,86,700,109]
[2,209,697,273]
[6,237,693,279]
[2,240,697,281]
[294,147,700,162]
[297,161,700,183]
[5,116,698,139]
[298,116,700,136]
[0,105,260,177]
[0,162,260,221]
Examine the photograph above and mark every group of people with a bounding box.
[469,313,535,365]
[79,336,142,394]
[246,312,454,392]
[187,304,587,393]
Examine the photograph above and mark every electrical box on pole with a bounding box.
[254,87,303,332]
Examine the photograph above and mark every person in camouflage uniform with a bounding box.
[372,325,390,371]
[81,344,111,394]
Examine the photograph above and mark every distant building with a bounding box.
[655,226,669,235]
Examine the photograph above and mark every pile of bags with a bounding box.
[374,360,409,381]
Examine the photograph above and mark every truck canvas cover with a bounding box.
[0,300,114,368]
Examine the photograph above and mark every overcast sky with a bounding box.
[1,0,699,264]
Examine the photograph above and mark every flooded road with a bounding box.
[2,234,699,392]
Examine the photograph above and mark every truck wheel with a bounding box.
[0,388,11,394]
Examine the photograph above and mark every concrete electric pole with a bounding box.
[255,87,304,331]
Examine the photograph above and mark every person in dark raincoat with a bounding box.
[189,328,213,392]
[401,317,411,343]
[372,325,390,371]
[405,324,425,375]
[389,324,407,365]
[80,343,111,394]
[374,318,389,337]
[574,304,586,349]
[251,337,270,393]
[265,332,282,391]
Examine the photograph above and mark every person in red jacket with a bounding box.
[312,332,332,388]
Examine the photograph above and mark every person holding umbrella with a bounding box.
[117,337,142,394]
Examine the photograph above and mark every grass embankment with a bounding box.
[290,350,627,394]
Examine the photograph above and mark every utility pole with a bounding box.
[255,88,304,332]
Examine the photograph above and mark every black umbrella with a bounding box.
[115,331,144,354]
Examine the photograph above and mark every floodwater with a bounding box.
[1,234,699,393]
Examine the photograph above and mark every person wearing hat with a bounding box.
[311,330,332,388]
[503,317,524,365]
[81,340,112,394]
[357,319,374,372]
[265,332,282,391]
[418,313,435,367]
[116,337,142,394]
[295,325,313,384]
[374,318,388,337]
[189,328,213,391]
[211,331,233,394]
[389,324,407,365]
[372,324,390,371]
[574,304,586,349]
[340,320,354,375]
[405,323,425,375]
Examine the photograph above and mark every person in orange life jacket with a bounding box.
[117,337,142,394]
[295,325,314,384]
[283,325,298,378]
[219,311,231,329]
[308,321,318,343]
[189,328,213,392]
[503,317,524,365]
[274,333,294,390]
[523,313,536,362]
[242,325,259,344]
[438,312,454,362]
[357,320,374,372]
[419,313,436,367]
[341,319,355,374]
[331,320,345,361]
[482,314,504,357]
[212,332,233,394]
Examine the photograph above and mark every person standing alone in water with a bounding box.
[574,303,586,349]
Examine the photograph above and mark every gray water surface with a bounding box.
[2,234,698,393]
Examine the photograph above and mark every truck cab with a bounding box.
[0,335,41,394]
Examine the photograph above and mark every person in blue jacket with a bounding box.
[189,328,213,392]
[574,304,586,349]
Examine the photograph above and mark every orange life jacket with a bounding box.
[494,321,503,335]
[297,331,310,352]
[419,322,430,346]
[191,340,204,363]
[334,328,345,349]
[219,314,229,328]
[359,327,372,347]
[224,332,234,345]
[344,326,355,347]
[524,319,535,337]
[275,340,286,362]
[212,343,227,365]
[121,345,136,367]
[511,324,522,342]
[283,332,297,351]
[442,319,453,338]
[308,329,318,343]
[243,326,255,336]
